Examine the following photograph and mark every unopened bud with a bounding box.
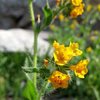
[44,59,49,67]
[37,14,41,23]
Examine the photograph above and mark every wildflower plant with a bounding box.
[48,0,100,99]
[22,0,88,100]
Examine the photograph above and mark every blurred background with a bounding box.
[0,0,100,100]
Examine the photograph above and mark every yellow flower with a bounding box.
[71,0,82,6]
[69,42,83,56]
[53,41,73,66]
[49,24,56,30]
[90,36,96,41]
[70,59,89,78]
[86,4,92,12]
[70,23,75,29]
[70,20,78,29]
[58,14,65,21]
[86,47,92,53]
[97,4,100,12]
[94,30,99,35]
[53,41,82,66]
[53,42,73,66]
[48,71,70,88]
[70,3,84,18]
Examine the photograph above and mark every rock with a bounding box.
[0,0,28,29]
[0,29,50,55]
[34,0,54,7]
[0,0,54,29]
[0,17,15,29]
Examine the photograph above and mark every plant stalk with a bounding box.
[28,0,38,99]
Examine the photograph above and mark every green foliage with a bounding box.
[40,68,50,79]
[23,80,38,100]
[42,5,53,28]
[0,52,26,100]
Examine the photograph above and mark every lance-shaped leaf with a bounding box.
[22,67,39,73]
[42,5,53,29]
[23,80,38,100]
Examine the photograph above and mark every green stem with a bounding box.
[33,32,38,87]
[38,82,49,100]
[29,0,35,28]
[28,0,39,99]
[29,0,37,87]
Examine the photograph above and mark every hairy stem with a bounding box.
[28,0,38,99]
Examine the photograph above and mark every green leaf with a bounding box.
[42,5,53,29]
[91,86,100,100]
[24,58,29,67]
[22,57,39,73]
[40,68,50,79]
[23,80,38,100]
[22,67,39,73]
